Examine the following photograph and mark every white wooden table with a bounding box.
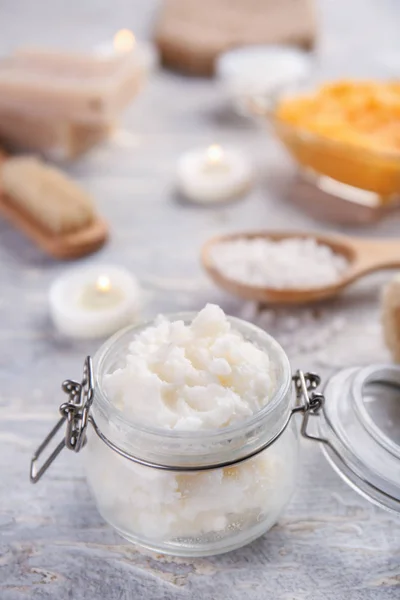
[0,1,399,598]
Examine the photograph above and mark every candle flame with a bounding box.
[96,275,111,293]
[206,144,224,164]
[113,29,136,53]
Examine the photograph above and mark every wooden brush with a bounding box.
[0,155,108,259]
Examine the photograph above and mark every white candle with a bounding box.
[216,45,312,110]
[95,30,159,73]
[94,29,136,62]
[49,266,141,339]
[177,145,253,204]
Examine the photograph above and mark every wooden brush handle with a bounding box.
[346,237,400,281]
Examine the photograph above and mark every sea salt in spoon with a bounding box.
[202,231,400,304]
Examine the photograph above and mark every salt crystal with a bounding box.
[281,315,300,332]
[332,316,346,332]
[239,301,258,322]
[252,303,347,359]
[210,237,348,289]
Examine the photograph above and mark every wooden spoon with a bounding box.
[201,231,400,304]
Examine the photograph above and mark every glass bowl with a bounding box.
[272,114,400,198]
[249,89,400,200]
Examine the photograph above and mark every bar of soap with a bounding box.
[1,157,95,234]
[382,274,400,362]
[0,49,144,123]
[0,108,114,159]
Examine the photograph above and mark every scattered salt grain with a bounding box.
[239,302,348,359]
[210,237,348,289]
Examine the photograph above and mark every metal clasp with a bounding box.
[30,356,94,483]
[30,364,326,480]
[292,370,328,444]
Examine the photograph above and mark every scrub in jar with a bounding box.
[86,304,298,555]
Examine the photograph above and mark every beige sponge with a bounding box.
[382,274,400,362]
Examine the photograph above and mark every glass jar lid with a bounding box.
[320,364,400,514]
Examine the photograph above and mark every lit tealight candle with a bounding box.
[49,266,141,339]
[114,29,136,54]
[95,29,136,59]
[177,145,253,204]
[95,29,159,72]
[203,145,230,172]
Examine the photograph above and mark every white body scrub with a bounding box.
[209,237,348,289]
[104,304,276,430]
[86,305,298,555]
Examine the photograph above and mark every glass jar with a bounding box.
[30,314,400,557]
[84,315,296,556]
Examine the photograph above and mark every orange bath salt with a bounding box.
[276,80,400,152]
[274,80,400,195]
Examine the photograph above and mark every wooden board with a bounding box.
[154,0,316,75]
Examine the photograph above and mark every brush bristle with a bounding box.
[1,156,95,234]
